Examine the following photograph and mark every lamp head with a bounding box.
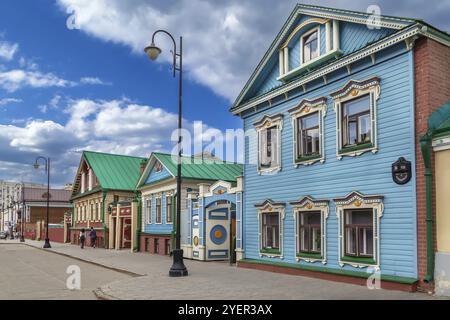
[144,43,162,61]
[33,163,40,170]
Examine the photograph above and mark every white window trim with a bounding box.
[277,18,338,80]
[154,193,163,225]
[334,192,384,270]
[146,196,152,225]
[165,192,174,225]
[255,200,286,259]
[254,114,283,175]
[331,77,381,160]
[289,97,328,167]
[300,26,321,66]
[291,196,329,264]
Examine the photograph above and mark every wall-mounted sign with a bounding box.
[392,157,412,185]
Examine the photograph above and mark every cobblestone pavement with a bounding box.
[0,243,130,300]
[22,240,446,300]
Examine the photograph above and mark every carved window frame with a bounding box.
[289,97,327,167]
[334,192,384,269]
[291,196,329,264]
[254,114,284,175]
[255,200,286,259]
[331,77,381,160]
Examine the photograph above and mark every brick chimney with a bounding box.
[140,159,148,175]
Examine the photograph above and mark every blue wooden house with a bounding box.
[136,152,242,258]
[230,4,450,291]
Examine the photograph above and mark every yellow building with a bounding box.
[422,100,450,296]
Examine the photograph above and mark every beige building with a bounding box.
[69,151,146,249]
[0,180,45,232]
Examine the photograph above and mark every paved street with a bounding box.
[0,244,130,300]
[16,240,445,300]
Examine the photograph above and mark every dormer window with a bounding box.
[277,19,341,82]
[302,28,319,64]
[155,161,163,173]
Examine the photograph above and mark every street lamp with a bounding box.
[34,156,51,249]
[145,30,188,277]
[13,183,25,242]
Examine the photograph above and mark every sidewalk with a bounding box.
[24,240,441,300]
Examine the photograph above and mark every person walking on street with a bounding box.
[90,227,97,248]
[80,228,86,249]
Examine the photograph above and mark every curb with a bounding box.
[22,243,144,278]
[93,288,120,300]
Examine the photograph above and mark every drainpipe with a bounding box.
[172,193,176,253]
[420,134,434,283]
[101,189,107,249]
[134,190,141,252]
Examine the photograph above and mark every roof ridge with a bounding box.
[295,3,420,23]
[154,152,243,166]
[84,150,147,160]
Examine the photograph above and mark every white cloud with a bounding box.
[0,69,76,92]
[0,41,18,61]
[56,0,450,102]
[0,98,22,106]
[0,70,111,92]
[38,95,62,114]
[80,76,111,85]
[0,98,232,184]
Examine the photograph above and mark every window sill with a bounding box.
[341,256,375,265]
[260,248,281,255]
[295,154,322,165]
[338,143,375,158]
[296,252,322,260]
[258,165,281,175]
[277,49,343,82]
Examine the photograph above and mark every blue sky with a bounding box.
[0,0,448,187]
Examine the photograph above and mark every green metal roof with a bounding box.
[153,152,243,183]
[429,100,450,137]
[83,151,147,191]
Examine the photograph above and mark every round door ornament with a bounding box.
[193,236,199,246]
[392,157,412,185]
[210,225,227,245]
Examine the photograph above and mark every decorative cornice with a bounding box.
[231,24,422,115]
[290,196,330,208]
[280,18,329,49]
[330,77,381,99]
[288,97,328,114]
[253,113,284,129]
[333,191,384,206]
[230,4,421,111]
[254,199,286,209]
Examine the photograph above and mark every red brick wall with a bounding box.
[29,207,68,224]
[139,234,172,256]
[414,37,450,287]
[42,227,65,243]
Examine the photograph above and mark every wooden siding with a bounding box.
[145,164,172,185]
[242,47,417,278]
[251,20,396,101]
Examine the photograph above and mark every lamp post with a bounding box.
[13,183,25,242]
[18,183,25,242]
[144,30,188,277]
[34,157,51,249]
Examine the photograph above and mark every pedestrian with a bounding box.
[80,228,86,249]
[90,227,97,248]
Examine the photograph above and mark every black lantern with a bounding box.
[392,157,412,185]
